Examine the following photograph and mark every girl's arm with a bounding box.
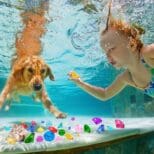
[142,44,154,67]
[69,70,134,101]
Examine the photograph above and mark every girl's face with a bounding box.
[101,29,131,69]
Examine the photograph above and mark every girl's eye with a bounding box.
[28,68,33,73]
[109,47,116,52]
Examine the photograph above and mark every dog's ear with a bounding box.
[46,65,55,81]
[12,65,24,81]
[12,59,27,81]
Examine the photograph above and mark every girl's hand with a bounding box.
[68,71,81,83]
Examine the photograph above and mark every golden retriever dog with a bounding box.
[0,0,66,118]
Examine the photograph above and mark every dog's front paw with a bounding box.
[4,105,10,111]
[55,112,67,119]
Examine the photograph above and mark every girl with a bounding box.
[69,2,154,101]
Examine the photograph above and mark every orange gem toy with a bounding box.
[70,71,80,79]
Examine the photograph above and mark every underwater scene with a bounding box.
[0,0,154,153]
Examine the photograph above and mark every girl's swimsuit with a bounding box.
[141,59,154,97]
[144,68,154,97]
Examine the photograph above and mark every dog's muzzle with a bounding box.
[33,83,42,91]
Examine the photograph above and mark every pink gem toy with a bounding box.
[36,136,43,142]
[31,121,37,126]
[92,117,102,125]
[55,136,63,142]
[74,124,82,133]
[115,119,125,128]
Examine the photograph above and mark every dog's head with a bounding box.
[12,56,54,92]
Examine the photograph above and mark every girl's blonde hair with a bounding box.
[101,1,145,52]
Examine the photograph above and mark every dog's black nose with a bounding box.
[33,83,42,91]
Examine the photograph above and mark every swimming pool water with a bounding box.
[0,0,154,118]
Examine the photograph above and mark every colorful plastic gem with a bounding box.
[4,126,11,131]
[55,136,63,142]
[74,124,82,133]
[24,133,35,143]
[6,137,16,144]
[58,129,65,136]
[84,124,91,133]
[106,126,114,130]
[48,126,57,133]
[21,123,28,129]
[58,122,63,128]
[41,120,45,123]
[31,120,37,126]
[37,127,45,133]
[68,126,71,130]
[92,117,102,125]
[36,135,43,142]
[115,119,125,128]
[65,133,73,140]
[44,131,55,141]
[71,117,75,121]
[97,124,105,133]
[28,125,35,133]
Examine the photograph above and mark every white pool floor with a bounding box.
[0,116,154,154]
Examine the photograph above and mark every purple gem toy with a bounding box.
[92,117,102,125]
[71,117,75,121]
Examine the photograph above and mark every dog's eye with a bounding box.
[41,69,46,74]
[28,68,33,73]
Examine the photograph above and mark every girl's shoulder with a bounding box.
[141,44,154,58]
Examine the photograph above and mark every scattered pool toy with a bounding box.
[65,133,73,140]
[6,137,16,144]
[97,124,105,134]
[2,117,126,145]
[58,129,66,136]
[106,126,114,131]
[28,125,35,133]
[41,120,45,123]
[68,126,71,130]
[69,71,80,79]
[84,124,91,133]
[55,136,63,142]
[31,121,37,126]
[24,133,35,143]
[4,126,11,131]
[92,117,102,125]
[115,119,125,128]
[44,131,55,141]
[21,123,28,129]
[36,135,43,143]
[71,117,75,121]
[58,122,63,128]
[74,124,82,133]
[48,126,57,133]
[37,127,45,133]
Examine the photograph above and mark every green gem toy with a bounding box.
[84,124,91,133]
[151,69,154,75]
[24,133,35,143]
[58,129,65,136]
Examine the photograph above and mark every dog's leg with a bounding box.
[40,90,67,118]
[0,83,12,109]
[5,99,12,111]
